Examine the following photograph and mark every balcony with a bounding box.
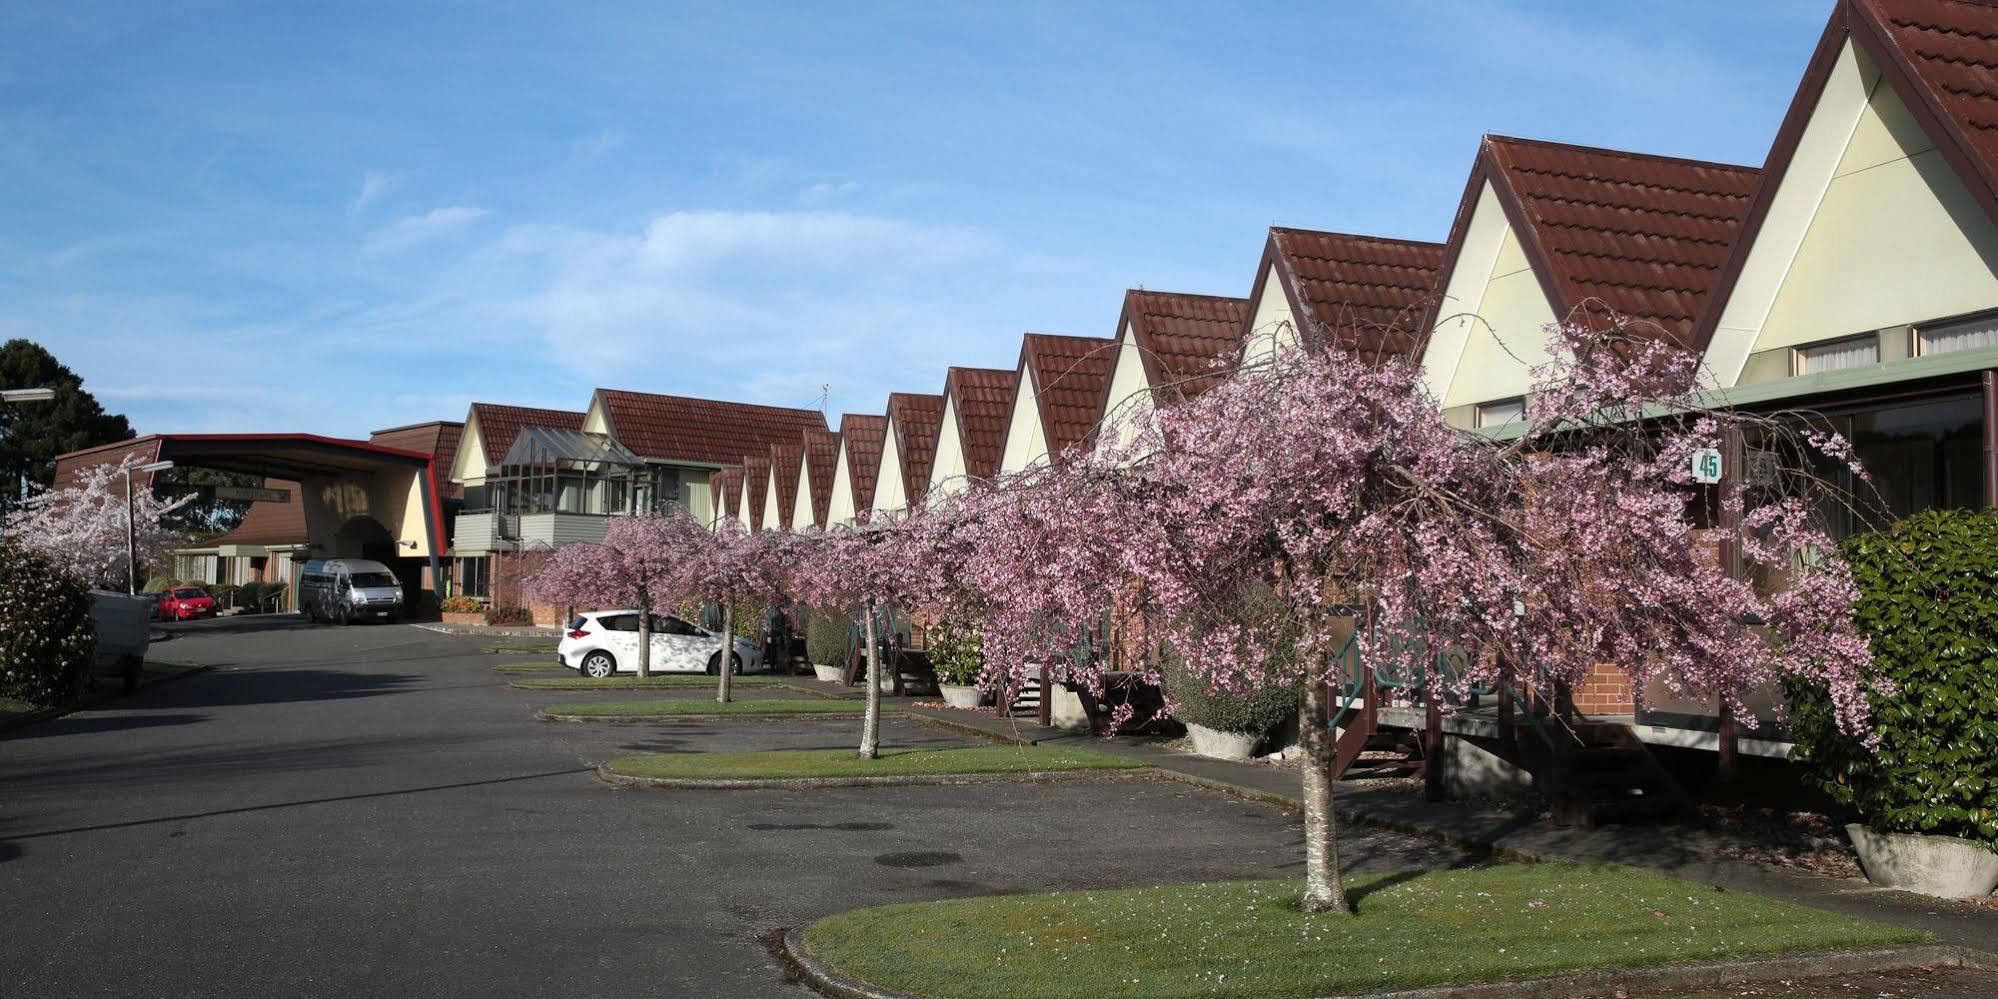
[453,510,614,553]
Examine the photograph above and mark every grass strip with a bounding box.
[492,661,570,673]
[483,641,558,653]
[541,698,897,719]
[801,862,1925,999]
[608,745,1146,781]
[514,675,785,688]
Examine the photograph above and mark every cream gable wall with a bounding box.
[998,363,1049,474]
[791,450,817,530]
[871,423,908,517]
[1239,265,1300,368]
[1421,180,1563,410]
[927,397,971,499]
[762,468,785,532]
[451,416,487,484]
[827,440,858,526]
[1097,321,1153,454]
[581,397,610,435]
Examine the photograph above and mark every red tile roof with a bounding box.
[836,413,888,515]
[768,443,802,531]
[52,437,165,491]
[713,467,743,524]
[1695,0,1998,349]
[468,404,585,467]
[1436,136,1759,350]
[1116,289,1251,406]
[1010,333,1118,464]
[800,428,841,528]
[595,389,827,466]
[212,479,306,547]
[943,367,1019,482]
[370,421,464,499]
[1256,228,1446,362]
[884,392,945,507]
[740,454,771,532]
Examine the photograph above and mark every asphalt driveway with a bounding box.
[0,616,1470,998]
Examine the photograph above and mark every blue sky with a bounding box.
[2,0,1832,439]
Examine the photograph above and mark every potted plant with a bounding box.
[1787,510,1998,899]
[1162,642,1297,761]
[805,606,852,683]
[928,619,985,709]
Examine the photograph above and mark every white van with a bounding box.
[299,558,405,625]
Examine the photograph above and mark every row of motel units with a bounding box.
[44,0,1998,750]
[699,0,1998,753]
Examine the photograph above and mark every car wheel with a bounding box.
[580,651,616,679]
[706,651,744,675]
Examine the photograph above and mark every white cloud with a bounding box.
[362,205,490,255]
[346,170,395,220]
[799,180,860,204]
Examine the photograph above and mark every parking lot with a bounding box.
[0,617,1473,998]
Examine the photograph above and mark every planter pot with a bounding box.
[1846,824,1998,899]
[1185,722,1260,762]
[812,663,845,683]
[938,683,983,709]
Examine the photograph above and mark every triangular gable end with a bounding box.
[1238,256,1305,370]
[450,409,487,484]
[1419,176,1563,411]
[1099,317,1152,452]
[927,395,970,499]
[872,422,907,516]
[582,390,613,437]
[998,354,1050,475]
[1700,0,1998,385]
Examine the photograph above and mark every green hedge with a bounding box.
[1788,509,1998,847]
[0,542,97,706]
[1161,643,1298,737]
[806,606,855,666]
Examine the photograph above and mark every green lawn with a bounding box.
[801,863,1925,999]
[514,674,785,688]
[484,641,558,653]
[491,661,570,673]
[608,745,1147,781]
[542,698,898,719]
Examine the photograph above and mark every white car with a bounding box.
[558,610,763,678]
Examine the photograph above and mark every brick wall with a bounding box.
[1573,661,1635,715]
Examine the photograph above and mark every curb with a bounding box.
[536,709,904,724]
[599,763,1160,791]
[0,663,213,738]
[780,928,1990,999]
[506,679,788,691]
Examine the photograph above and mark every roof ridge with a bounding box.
[1125,288,1251,304]
[1485,133,1759,174]
[1270,226,1445,249]
[597,387,824,418]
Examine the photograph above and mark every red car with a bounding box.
[157,586,217,621]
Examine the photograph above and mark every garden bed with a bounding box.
[796,863,1925,999]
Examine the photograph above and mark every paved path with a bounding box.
[0,617,1468,998]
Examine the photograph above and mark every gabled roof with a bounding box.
[943,367,1019,481]
[740,454,771,532]
[1251,228,1446,361]
[767,443,803,531]
[713,467,743,524]
[369,421,464,499]
[1007,333,1118,464]
[1693,0,1998,350]
[211,479,305,547]
[467,404,585,466]
[1427,136,1760,350]
[837,413,888,514]
[593,389,827,466]
[1114,289,1251,404]
[800,427,841,528]
[884,392,945,505]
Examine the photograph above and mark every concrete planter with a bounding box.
[1846,824,1998,899]
[938,683,982,709]
[812,663,845,683]
[1185,722,1260,761]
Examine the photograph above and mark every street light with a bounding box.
[0,388,56,404]
[126,459,174,595]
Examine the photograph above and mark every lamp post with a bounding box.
[126,459,174,594]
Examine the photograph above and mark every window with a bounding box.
[1793,335,1879,375]
[1476,397,1526,429]
[460,556,490,598]
[1810,394,1983,539]
[350,572,397,588]
[657,615,701,636]
[1916,313,1998,357]
[599,613,639,632]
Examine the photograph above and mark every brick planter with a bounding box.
[441,611,486,626]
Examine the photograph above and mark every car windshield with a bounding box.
[173,588,206,599]
[350,573,397,588]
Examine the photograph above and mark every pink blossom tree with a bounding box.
[932,320,1877,915]
[788,523,935,759]
[4,454,193,589]
[682,523,797,703]
[525,513,704,678]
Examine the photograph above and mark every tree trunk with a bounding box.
[1299,675,1350,914]
[858,602,882,760]
[716,599,735,704]
[635,590,653,679]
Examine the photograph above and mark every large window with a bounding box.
[460,556,490,598]
[1812,394,1983,539]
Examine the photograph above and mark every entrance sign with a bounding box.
[214,486,290,503]
[1690,448,1723,485]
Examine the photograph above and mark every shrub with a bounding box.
[485,605,534,626]
[439,596,483,614]
[927,619,985,686]
[1788,510,1998,848]
[0,541,98,706]
[235,581,263,608]
[258,582,288,611]
[208,583,239,607]
[1161,643,1298,737]
[806,605,856,666]
[140,575,185,594]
